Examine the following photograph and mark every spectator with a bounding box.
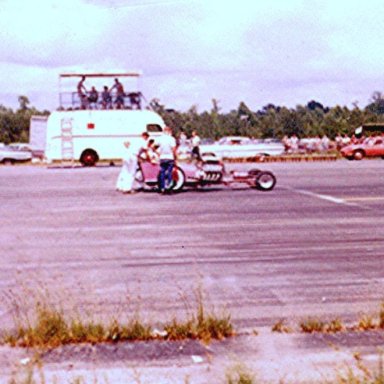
[146,138,159,163]
[156,126,177,194]
[335,134,343,150]
[289,134,299,153]
[178,130,188,147]
[321,134,330,151]
[116,141,138,194]
[116,133,152,193]
[190,130,201,160]
[127,92,142,109]
[101,86,112,109]
[77,76,88,109]
[110,78,125,109]
[342,134,351,146]
[351,134,361,144]
[88,86,99,109]
[314,135,322,152]
[282,135,290,153]
[137,131,150,160]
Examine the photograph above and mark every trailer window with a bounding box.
[146,124,162,132]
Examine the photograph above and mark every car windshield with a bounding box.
[1,146,17,151]
[363,137,375,145]
[218,137,251,145]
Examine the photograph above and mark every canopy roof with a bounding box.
[60,72,141,78]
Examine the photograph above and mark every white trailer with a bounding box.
[45,109,165,166]
[29,115,48,158]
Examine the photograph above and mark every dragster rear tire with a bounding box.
[171,166,185,191]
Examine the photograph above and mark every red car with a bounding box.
[340,136,384,160]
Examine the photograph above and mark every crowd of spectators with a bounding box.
[282,134,350,154]
[282,132,384,154]
[76,76,143,110]
[282,134,333,154]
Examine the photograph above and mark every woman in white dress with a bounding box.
[116,141,138,194]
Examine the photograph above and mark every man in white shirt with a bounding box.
[156,126,177,194]
[191,130,201,160]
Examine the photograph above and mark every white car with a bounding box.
[200,136,285,159]
[0,145,32,164]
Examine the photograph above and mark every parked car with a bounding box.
[0,145,32,164]
[9,143,44,160]
[200,136,285,159]
[340,136,384,160]
[8,143,33,152]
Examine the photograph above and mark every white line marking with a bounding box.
[295,189,347,204]
[290,188,374,210]
[344,196,384,202]
[283,187,376,210]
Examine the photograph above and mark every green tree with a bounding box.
[18,95,30,111]
[366,91,384,114]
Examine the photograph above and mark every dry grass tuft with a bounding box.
[2,285,234,349]
[334,353,384,384]
[300,317,326,333]
[271,319,292,333]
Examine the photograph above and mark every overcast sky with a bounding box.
[0,0,383,112]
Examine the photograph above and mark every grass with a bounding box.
[226,364,256,384]
[355,315,377,332]
[333,353,384,384]
[271,319,292,333]
[325,318,346,333]
[300,317,326,333]
[379,304,384,330]
[163,296,233,343]
[299,317,346,334]
[2,287,234,349]
[299,303,384,334]
[3,306,154,348]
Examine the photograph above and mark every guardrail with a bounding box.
[224,154,339,163]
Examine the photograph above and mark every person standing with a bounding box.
[110,78,125,109]
[77,75,88,109]
[191,130,201,160]
[178,129,188,146]
[156,126,177,194]
[116,141,138,194]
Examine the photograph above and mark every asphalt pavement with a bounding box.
[0,160,383,383]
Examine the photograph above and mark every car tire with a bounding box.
[80,149,98,166]
[2,158,15,165]
[353,150,364,161]
[255,171,276,191]
[135,168,144,183]
[171,166,185,191]
[157,166,185,192]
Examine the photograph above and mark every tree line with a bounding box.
[1,93,384,144]
[0,96,49,144]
